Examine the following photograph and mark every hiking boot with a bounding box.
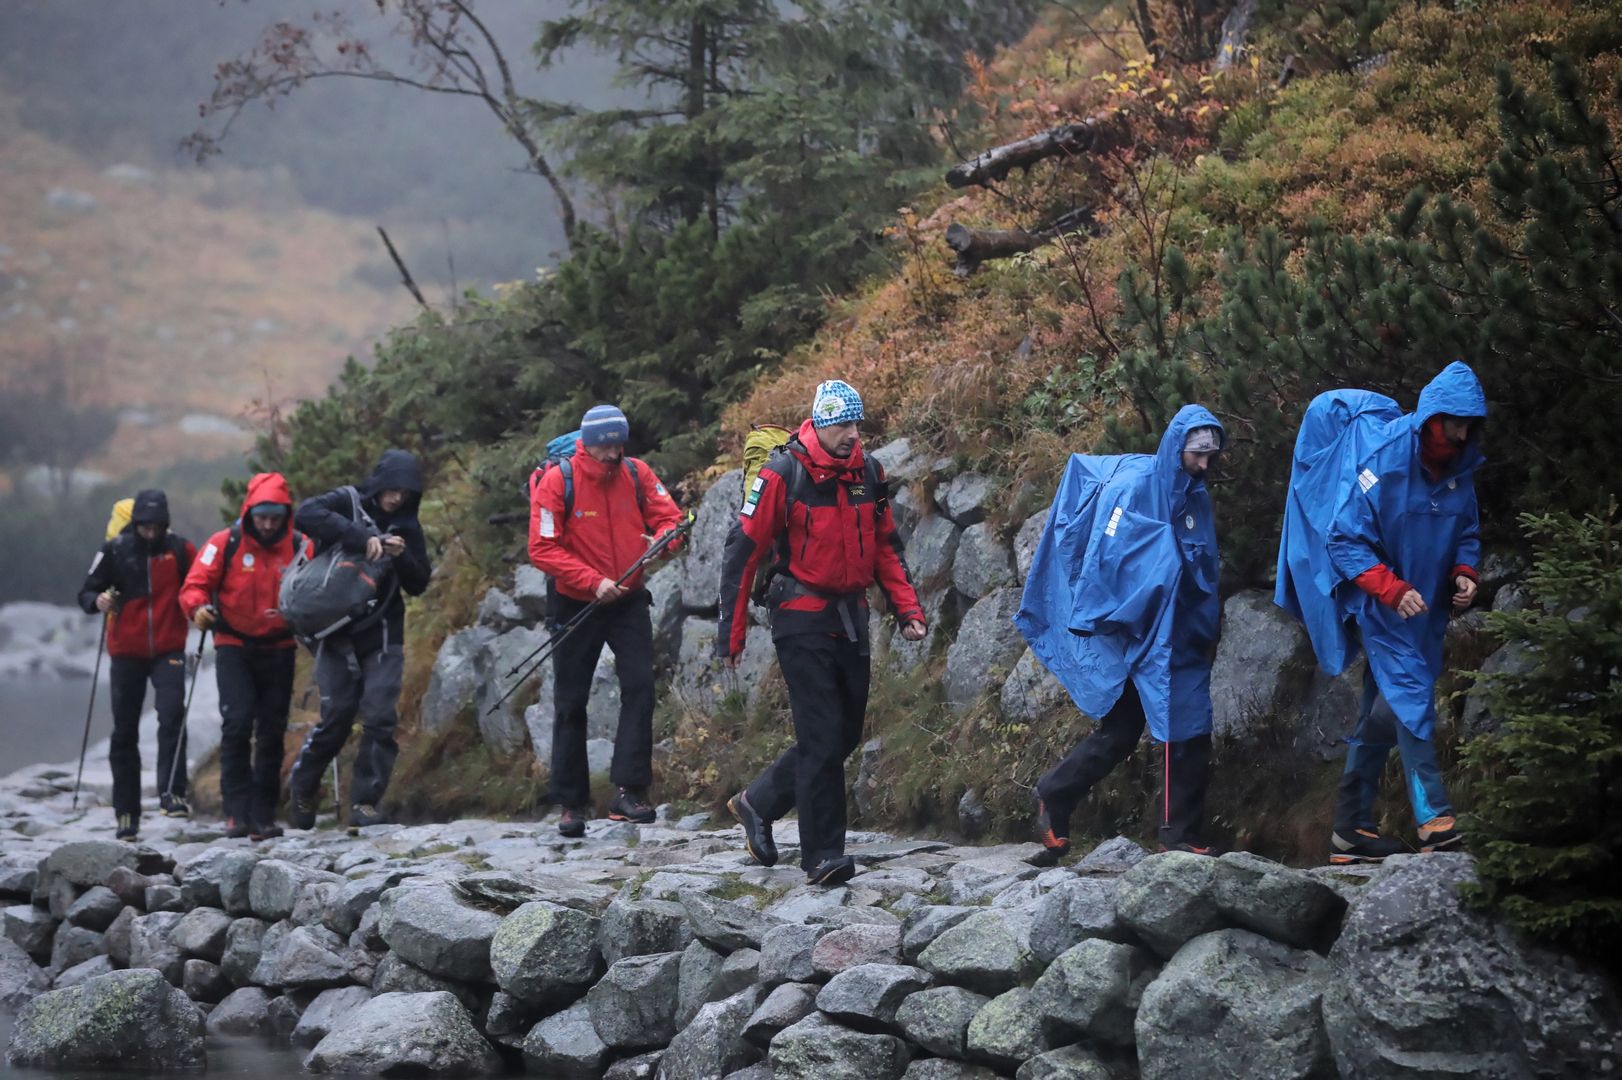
[607,787,656,825]
[728,792,778,867]
[224,817,251,840]
[1029,795,1071,867]
[1159,840,1218,856]
[1418,815,1461,852]
[288,791,319,830]
[159,793,191,819]
[1330,828,1408,864]
[558,806,588,839]
[115,814,139,841]
[806,854,857,887]
[250,823,284,842]
[348,804,385,835]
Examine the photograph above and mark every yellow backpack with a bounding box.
[104,498,134,540]
[742,425,793,500]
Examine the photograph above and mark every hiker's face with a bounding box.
[1182,450,1218,477]
[251,511,286,535]
[377,489,406,513]
[135,523,163,542]
[585,442,625,467]
[816,421,859,458]
[1441,416,1472,446]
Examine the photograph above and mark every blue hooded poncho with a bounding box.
[1015,404,1225,743]
[1275,362,1486,739]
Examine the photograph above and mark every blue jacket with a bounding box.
[1015,405,1224,743]
[1275,362,1485,739]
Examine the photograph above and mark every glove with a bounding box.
[192,606,217,631]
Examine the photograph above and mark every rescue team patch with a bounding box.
[199,543,218,566]
[656,483,668,496]
[741,474,766,516]
[850,485,866,497]
[1358,468,1379,493]
[1104,506,1124,538]
[539,508,557,538]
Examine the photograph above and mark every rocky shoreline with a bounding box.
[2,771,1618,1078]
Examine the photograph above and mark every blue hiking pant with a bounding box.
[1334,664,1452,832]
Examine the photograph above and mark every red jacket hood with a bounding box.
[240,472,293,517]
[792,419,866,483]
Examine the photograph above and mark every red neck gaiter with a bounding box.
[1420,417,1462,480]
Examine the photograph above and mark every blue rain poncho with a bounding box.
[1015,405,1224,743]
[1275,362,1486,739]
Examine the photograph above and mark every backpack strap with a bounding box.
[559,458,575,521]
[169,533,194,579]
[625,458,648,516]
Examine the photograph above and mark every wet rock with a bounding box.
[1014,1046,1115,1080]
[742,981,818,1047]
[52,955,114,991]
[48,925,104,974]
[171,905,233,962]
[901,905,976,963]
[956,789,990,839]
[217,852,263,915]
[871,438,929,485]
[1211,851,1346,951]
[1032,937,1158,1046]
[5,968,204,1070]
[290,880,339,927]
[953,523,1016,599]
[604,1050,664,1079]
[102,906,137,967]
[966,986,1051,1069]
[895,984,990,1058]
[760,923,831,984]
[253,924,353,990]
[181,959,232,1003]
[1,936,48,1012]
[473,624,551,752]
[249,859,341,923]
[906,1061,1001,1080]
[490,899,602,1007]
[1115,851,1225,957]
[681,889,780,951]
[1075,835,1150,874]
[64,885,123,931]
[941,473,993,526]
[598,895,691,966]
[818,962,933,1032]
[176,847,235,909]
[511,564,549,621]
[207,986,271,1036]
[769,1011,910,1080]
[0,863,38,900]
[811,922,903,976]
[1013,508,1049,584]
[290,984,373,1048]
[476,589,523,633]
[676,939,727,1028]
[304,991,500,1075]
[647,561,685,672]
[326,868,418,938]
[1000,648,1070,725]
[484,990,538,1043]
[39,840,163,893]
[4,904,57,963]
[128,911,185,985]
[586,951,682,1050]
[370,953,479,1011]
[219,916,267,986]
[1461,640,1536,735]
[46,876,80,921]
[682,469,744,613]
[1030,877,1126,964]
[1322,854,1622,1077]
[917,909,1038,995]
[143,883,184,913]
[266,990,313,1038]
[105,866,154,910]
[522,1000,609,1079]
[907,515,962,587]
[1208,591,1314,739]
[1137,929,1331,1080]
[660,985,767,1080]
[945,588,1025,712]
[380,882,502,983]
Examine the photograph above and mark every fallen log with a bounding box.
[944,207,1097,277]
[946,119,1112,189]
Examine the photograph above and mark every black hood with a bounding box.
[361,449,423,517]
[130,489,170,528]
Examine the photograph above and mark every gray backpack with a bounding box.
[277,486,398,645]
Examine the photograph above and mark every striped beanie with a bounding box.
[580,404,630,447]
[810,380,864,429]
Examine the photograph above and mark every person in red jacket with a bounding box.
[77,489,197,840]
[717,380,927,886]
[529,404,685,837]
[180,473,300,841]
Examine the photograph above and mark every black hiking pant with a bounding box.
[289,636,404,809]
[745,633,871,871]
[1036,682,1213,848]
[215,644,296,829]
[549,589,656,808]
[108,652,188,819]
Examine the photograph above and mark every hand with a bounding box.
[595,578,626,602]
[95,590,116,614]
[381,533,406,557]
[1452,575,1477,611]
[1396,589,1429,619]
[722,653,741,669]
[192,606,217,631]
[365,535,384,562]
[900,619,927,641]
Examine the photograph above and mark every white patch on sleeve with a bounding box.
[1357,468,1379,493]
[87,551,103,574]
[655,483,668,496]
[539,509,557,539]
[1104,506,1123,538]
[198,543,217,566]
[741,499,758,517]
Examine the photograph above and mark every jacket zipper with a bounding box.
[605,465,623,584]
[146,552,155,658]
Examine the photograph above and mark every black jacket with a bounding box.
[294,450,432,652]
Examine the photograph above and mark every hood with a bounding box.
[791,418,866,484]
[1154,404,1225,501]
[1414,361,1486,426]
[361,449,424,516]
[130,489,170,528]
[240,472,294,548]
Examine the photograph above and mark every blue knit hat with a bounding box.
[580,404,630,447]
[810,380,864,429]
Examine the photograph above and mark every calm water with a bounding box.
[0,675,112,778]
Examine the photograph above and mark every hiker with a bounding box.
[285,450,432,831]
[179,472,300,840]
[1015,406,1226,863]
[76,489,197,839]
[1276,361,1485,863]
[529,404,685,837]
[718,380,927,886]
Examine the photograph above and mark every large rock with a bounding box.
[1000,648,1070,725]
[917,909,1038,995]
[248,859,342,923]
[944,588,1025,713]
[1013,508,1049,584]
[585,951,682,1050]
[490,900,602,1006]
[1208,591,1314,739]
[104,866,154,910]
[889,588,953,672]
[1115,851,1225,957]
[5,968,205,1070]
[1015,1046,1115,1080]
[476,586,524,632]
[646,561,686,671]
[660,985,767,1080]
[252,924,353,990]
[220,916,268,985]
[769,1011,910,1080]
[511,564,549,621]
[1030,876,1125,964]
[64,886,123,932]
[4,904,57,964]
[940,472,993,526]
[522,1000,609,1079]
[1136,929,1331,1080]
[39,840,163,892]
[953,523,1016,599]
[380,882,502,983]
[128,911,185,984]
[1323,854,1622,1077]
[811,922,903,977]
[181,959,232,1003]
[326,868,419,938]
[760,923,831,984]
[1461,640,1536,734]
[742,981,819,1048]
[1,936,48,1013]
[599,896,691,966]
[290,984,374,1048]
[171,906,234,963]
[48,925,104,975]
[218,851,264,915]
[907,515,961,588]
[817,963,933,1032]
[422,626,495,733]
[901,905,977,964]
[870,437,930,485]
[681,889,781,951]
[966,986,1051,1069]
[1032,937,1157,1046]
[102,906,137,967]
[1211,851,1346,951]
[472,624,551,753]
[207,986,272,1036]
[1075,836,1150,874]
[676,939,727,1029]
[370,953,478,1010]
[682,468,744,613]
[304,991,500,1075]
[895,985,989,1058]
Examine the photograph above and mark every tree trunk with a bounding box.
[944,224,1049,276]
[945,118,1116,189]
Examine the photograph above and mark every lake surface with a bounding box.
[0,675,112,778]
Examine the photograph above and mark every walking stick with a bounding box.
[165,627,209,799]
[488,513,694,715]
[71,614,109,811]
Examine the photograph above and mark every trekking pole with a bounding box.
[165,627,209,799]
[488,513,694,714]
[71,614,109,811]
